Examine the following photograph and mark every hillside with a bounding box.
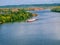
[0,3,60,8]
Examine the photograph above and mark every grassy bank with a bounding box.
[0,8,34,24]
[51,6,60,12]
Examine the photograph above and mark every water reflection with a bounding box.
[0,10,60,45]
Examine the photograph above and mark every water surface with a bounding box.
[0,9,60,45]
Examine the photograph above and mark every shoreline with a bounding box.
[0,8,38,24]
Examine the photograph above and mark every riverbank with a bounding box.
[51,6,60,12]
[0,8,38,24]
[0,7,44,11]
[24,8,44,11]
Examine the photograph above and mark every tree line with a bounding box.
[0,8,33,24]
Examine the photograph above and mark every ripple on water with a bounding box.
[0,10,60,45]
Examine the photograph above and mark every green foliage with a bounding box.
[0,9,33,24]
[51,7,60,12]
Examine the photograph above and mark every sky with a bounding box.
[0,0,60,6]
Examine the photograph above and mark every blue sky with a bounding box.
[0,0,60,6]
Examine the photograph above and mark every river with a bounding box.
[0,9,60,45]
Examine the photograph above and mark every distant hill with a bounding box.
[0,3,60,8]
